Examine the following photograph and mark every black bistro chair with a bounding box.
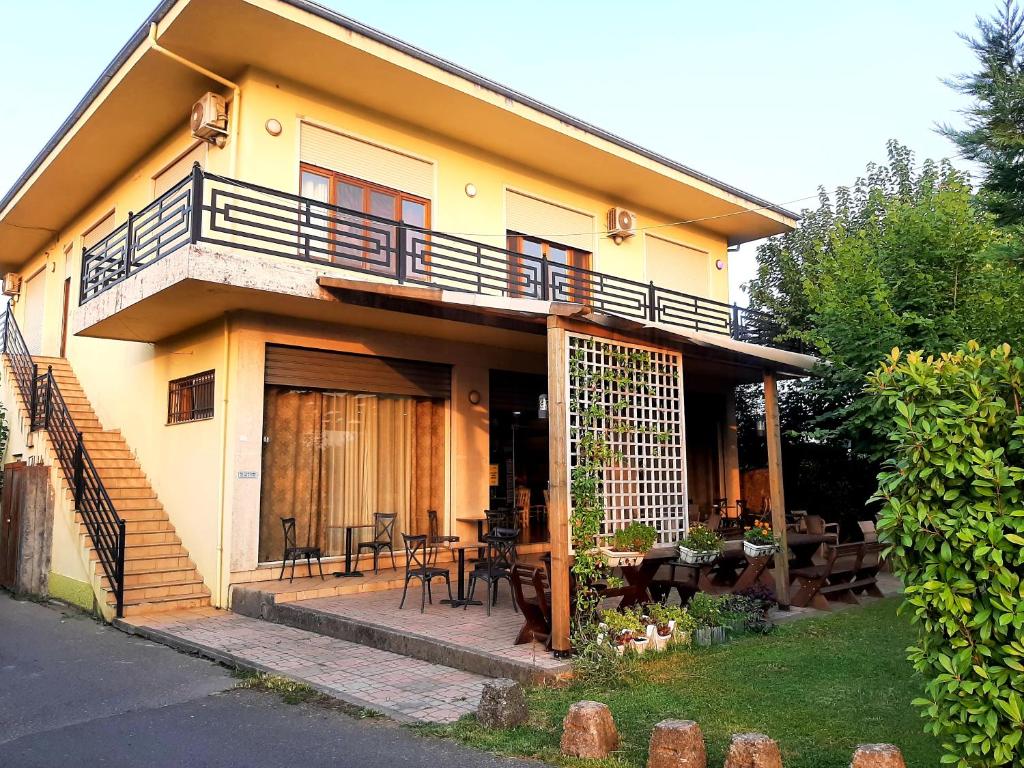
[399,533,453,612]
[278,516,325,582]
[467,527,519,615]
[357,512,398,574]
[427,509,459,556]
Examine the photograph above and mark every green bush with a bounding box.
[869,343,1024,767]
[612,522,658,553]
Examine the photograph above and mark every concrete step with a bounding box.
[80,517,170,534]
[104,487,157,500]
[112,498,163,512]
[97,554,197,576]
[119,594,212,616]
[90,542,188,560]
[111,579,209,604]
[107,568,204,589]
[123,530,180,546]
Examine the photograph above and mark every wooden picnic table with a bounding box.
[608,548,679,608]
[785,533,833,569]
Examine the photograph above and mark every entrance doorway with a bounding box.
[488,370,549,543]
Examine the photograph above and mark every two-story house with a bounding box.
[0,0,813,653]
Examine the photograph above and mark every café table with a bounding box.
[455,516,487,559]
[441,540,486,608]
[327,523,374,578]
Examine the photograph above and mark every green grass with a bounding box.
[423,599,941,768]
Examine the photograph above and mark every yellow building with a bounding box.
[0,0,812,648]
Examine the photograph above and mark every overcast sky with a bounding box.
[0,0,993,300]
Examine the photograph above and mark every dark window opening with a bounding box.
[168,370,215,424]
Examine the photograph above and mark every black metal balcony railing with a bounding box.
[80,165,801,352]
[0,304,125,616]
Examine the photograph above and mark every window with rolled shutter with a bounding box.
[645,234,710,297]
[505,190,594,253]
[153,143,207,197]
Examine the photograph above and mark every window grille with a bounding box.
[167,370,215,424]
[566,334,686,545]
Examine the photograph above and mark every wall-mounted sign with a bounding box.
[489,464,499,486]
[237,471,258,479]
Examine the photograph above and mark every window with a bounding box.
[299,164,430,276]
[167,371,215,424]
[506,232,591,301]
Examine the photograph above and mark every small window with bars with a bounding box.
[167,370,215,424]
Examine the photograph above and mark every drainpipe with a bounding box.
[147,22,241,178]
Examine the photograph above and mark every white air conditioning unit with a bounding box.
[190,92,228,146]
[3,272,22,297]
[607,207,637,244]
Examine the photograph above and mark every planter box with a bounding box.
[743,541,779,558]
[693,626,726,647]
[599,547,643,568]
[677,546,718,565]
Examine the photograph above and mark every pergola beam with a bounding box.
[546,316,572,655]
[763,368,790,607]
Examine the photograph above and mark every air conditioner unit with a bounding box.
[190,92,228,146]
[607,207,637,244]
[3,272,22,297]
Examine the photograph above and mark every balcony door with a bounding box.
[22,268,45,356]
[506,233,591,302]
[299,165,430,278]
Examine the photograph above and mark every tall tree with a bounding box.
[940,0,1024,226]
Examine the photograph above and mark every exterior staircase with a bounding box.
[19,355,210,616]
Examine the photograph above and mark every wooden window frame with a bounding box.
[506,232,592,301]
[167,370,215,425]
[299,164,431,275]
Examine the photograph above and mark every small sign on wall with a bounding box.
[237,470,258,479]
[489,464,499,486]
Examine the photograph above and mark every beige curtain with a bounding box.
[260,387,445,562]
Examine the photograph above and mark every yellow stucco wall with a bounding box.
[6,61,733,606]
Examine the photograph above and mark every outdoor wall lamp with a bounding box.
[265,118,283,136]
[467,389,481,405]
[464,183,477,198]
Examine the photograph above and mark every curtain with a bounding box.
[259,387,444,562]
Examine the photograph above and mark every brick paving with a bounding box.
[120,608,489,723]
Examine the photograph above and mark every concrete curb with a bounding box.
[112,618,420,724]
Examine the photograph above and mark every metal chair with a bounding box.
[467,527,519,615]
[278,516,324,582]
[356,512,398,574]
[399,533,452,612]
[427,509,458,559]
[484,508,513,534]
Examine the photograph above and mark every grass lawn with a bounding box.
[423,598,941,768]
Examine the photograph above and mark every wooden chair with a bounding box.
[804,515,840,544]
[510,564,551,647]
[356,512,397,574]
[515,486,531,529]
[858,519,879,543]
[790,542,865,610]
[852,541,885,597]
[278,517,325,582]
[399,533,452,612]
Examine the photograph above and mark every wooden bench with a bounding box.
[790,542,867,610]
[510,564,551,647]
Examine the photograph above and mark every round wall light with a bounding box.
[715,259,726,271]
[467,389,481,405]
[464,183,478,198]
[265,118,283,137]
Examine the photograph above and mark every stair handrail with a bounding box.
[1,304,125,616]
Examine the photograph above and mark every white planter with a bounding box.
[631,637,649,655]
[677,546,718,565]
[599,547,643,567]
[743,541,779,558]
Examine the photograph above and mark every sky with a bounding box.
[0,0,995,301]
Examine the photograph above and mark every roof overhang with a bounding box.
[0,0,798,272]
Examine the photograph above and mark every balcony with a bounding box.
[79,166,800,352]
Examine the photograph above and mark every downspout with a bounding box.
[146,22,241,178]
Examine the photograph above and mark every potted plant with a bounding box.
[686,592,727,646]
[599,609,640,655]
[676,525,723,565]
[600,522,658,567]
[743,521,779,558]
[647,603,681,651]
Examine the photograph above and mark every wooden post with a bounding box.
[763,369,790,607]
[723,389,741,515]
[546,316,572,656]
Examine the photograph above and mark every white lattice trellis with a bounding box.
[566,333,687,545]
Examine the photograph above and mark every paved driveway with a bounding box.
[0,596,539,768]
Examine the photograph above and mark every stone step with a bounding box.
[97,554,197,576]
[119,595,212,616]
[109,579,209,604]
[90,542,187,560]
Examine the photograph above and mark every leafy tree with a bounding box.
[940,0,1024,226]
[746,141,1022,464]
[869,343,1024,767]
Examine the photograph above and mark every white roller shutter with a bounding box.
[300,123,433,198]
[505,190,594,252]
[153,143,207,197]
[646,234,710,296]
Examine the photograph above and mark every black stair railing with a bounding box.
[0,304,125,616]
[79,165,806,354]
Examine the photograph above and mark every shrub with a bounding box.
[686,592,725,629]
[611,522,658,553]
[868,343,1024,767]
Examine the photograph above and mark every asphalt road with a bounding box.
[0,595,539,768]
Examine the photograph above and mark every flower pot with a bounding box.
[631,636,649,655]
[612,642,626,656]
[599,547,643,567]
[693,626,726,647]
[677,546,718,565]
[743,541,779,558]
